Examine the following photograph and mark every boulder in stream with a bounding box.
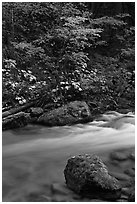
[37,101,92,126]
[64,154,121,201]
[2,112,30,130]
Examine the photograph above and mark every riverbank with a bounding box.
[2,99,135,131]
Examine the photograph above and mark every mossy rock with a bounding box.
[37,101,92,126]
[64,154,121,201]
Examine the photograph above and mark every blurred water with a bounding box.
[2,111,135,201]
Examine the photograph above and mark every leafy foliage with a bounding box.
[2,2,135,113]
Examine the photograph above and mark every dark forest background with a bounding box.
[2,2,135,114]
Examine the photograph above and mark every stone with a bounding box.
[124,168,135,177]
[110,151,129,161]
[29,107,44,117]
[37,101,92,126]
[64,154,121,201]
[2,112,30,130]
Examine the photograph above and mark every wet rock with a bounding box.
[64,154,121,201]
[110,151,129,161]
[29,107,44,117]
[110,160,120,166]
[124,168,135,177]
[2,112,30,130]
[37,101,92,126]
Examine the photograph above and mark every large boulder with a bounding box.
[37,101,92,126]
[2,112,30,130]
[64,154,121,201]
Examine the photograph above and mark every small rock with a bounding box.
[110,151,129,161]
[124,168,135,177]
[64,154,121,201]
[110,160,120,166]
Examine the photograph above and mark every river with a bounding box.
[2,111,135,202]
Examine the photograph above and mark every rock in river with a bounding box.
[37,101,92,126]
[64,154,121,201]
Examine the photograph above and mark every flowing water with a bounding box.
[2,111,135,202]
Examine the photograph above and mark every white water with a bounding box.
[2,111,135,201]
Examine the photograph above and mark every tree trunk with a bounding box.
[2,112,30,130]
[2,101,35,119]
